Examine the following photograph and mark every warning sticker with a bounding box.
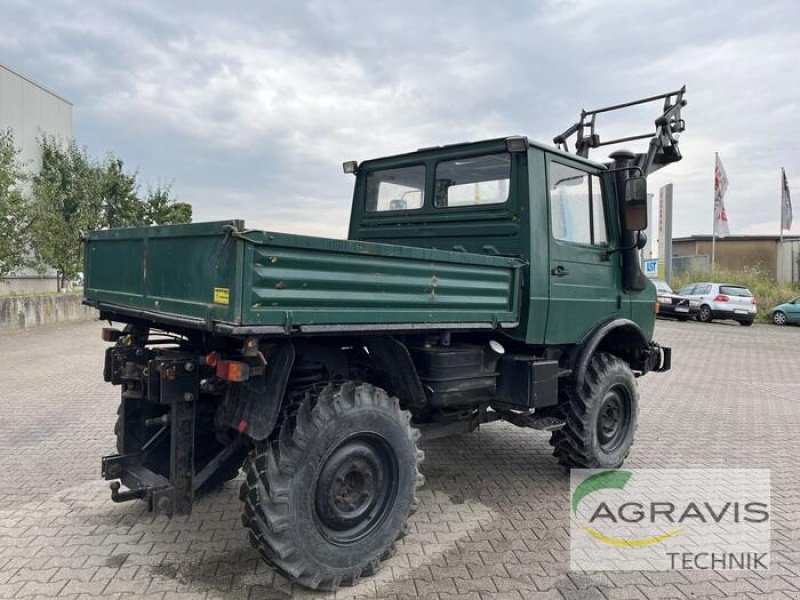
[213,287,230,305]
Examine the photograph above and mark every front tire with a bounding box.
[550,353,638,469]
[773,311,787,326]
[239,381,423,591]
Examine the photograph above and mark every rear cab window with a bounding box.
[434,154,511,208]
[365,165,425,212]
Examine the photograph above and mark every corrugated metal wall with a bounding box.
[0,63,73,172]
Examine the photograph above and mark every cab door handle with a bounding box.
[551,265,570,277]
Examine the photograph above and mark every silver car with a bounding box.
[676,282,757,326]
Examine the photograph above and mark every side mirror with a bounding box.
[623,176,648,231]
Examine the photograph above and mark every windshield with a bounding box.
[653,280,673,294]
[720,285,752,297]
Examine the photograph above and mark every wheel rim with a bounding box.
[699,306,711,321]
[596,386,633,453]
[774,312,786,325]
[314,433,399,545]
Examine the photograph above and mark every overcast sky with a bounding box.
[1,0,798,239]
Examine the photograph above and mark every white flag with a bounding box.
[714,154,730,237]
[782,168,792,231]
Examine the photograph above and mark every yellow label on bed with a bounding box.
[213,287,230,305]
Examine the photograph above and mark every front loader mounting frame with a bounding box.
[553,86,687,177]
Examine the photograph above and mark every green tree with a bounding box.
[28,137,193,289]
[0,129,30,278]
[101,157,143,228]
[143,184,192,225]
[29,136,103,289]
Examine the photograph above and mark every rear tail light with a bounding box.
[713,294,729,302]
[216,359,251,382]
[752,298,758,305]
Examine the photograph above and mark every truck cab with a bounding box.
[347,136,656,347]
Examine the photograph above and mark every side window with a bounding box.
[678,285,695,296]
[591,175,607,245]
[434,154,511,208]
[365,165,425,212]
[549,162,607,246]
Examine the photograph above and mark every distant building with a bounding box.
[672,235,800,284]
[0,63,73,294]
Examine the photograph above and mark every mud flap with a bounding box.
[215,342,295,440]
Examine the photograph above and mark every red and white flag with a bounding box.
[714,153,730,237]
[782,168,792,231]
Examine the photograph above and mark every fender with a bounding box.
[217,342,295,441]
[571,318,649,388]
[365,336,427,409]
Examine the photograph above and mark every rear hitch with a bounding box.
[109,481,146,503]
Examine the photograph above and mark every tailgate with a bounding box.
[84,220,244,328]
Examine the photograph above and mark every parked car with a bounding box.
[653,279,698,321]
[769,297,800,325]
[676,282,757,326]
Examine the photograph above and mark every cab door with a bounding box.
[544,158,622,344]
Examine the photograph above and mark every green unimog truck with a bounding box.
[84,88,685,590]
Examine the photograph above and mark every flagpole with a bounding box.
[780,168,784,242]
[779,168,784,283]
[711,230,716,272]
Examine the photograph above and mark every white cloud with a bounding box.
[0,0,798,239]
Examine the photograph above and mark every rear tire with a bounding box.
[550,353,638,469]
[239,381,423,591]
[739,320,754,327]
[697,305,713,323]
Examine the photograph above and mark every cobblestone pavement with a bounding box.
[1,319,799,600]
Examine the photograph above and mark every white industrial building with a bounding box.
[0,63,73,293]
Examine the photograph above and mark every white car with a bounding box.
[676,282,757,326]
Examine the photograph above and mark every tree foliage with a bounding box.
[143,184,193,226]
[101,157,142,228]
[24,136,193,288]
[29,138,103,286]
[0,129,30,278]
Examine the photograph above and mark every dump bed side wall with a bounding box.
[84,223,522,333]
[241,232,521,329]
[84,221,244,326]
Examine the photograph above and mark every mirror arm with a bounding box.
[602,231,645,261]
[604,165,644,177]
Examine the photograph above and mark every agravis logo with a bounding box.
[569,469,771,571]
[572,470,683,547]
